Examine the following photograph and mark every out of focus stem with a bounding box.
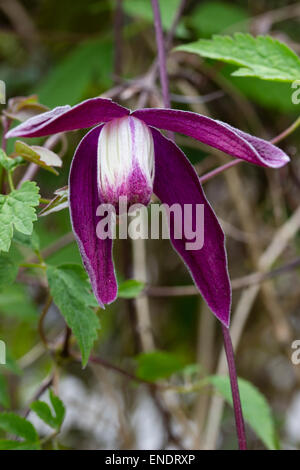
[151,0,171,109]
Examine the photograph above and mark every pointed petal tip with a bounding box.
[5,98,130,139]
[69,125,118,311]
[151,127,232,326]
[133,108,291,170]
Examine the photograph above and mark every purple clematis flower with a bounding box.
[6,98,290,326]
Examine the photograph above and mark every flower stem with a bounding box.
[199,159,241,184]
[271,116,300,145]
[222,325,247,450]
[151,0,171,109]
[7,171,15,191]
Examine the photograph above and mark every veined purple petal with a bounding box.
[133,109,290,168]
[69,125,117,306]
[6,98,130,138]
[151,127,231,326]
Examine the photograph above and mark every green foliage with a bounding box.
[189,1,249,37]
[208,375,278,450]
[123,0,187,36]
[0,412,39,449]
[0,150,24,172]
[0,253,18,288]
[118,279,144,299]
[13,229,40,252]
[176,33,300,82]
[0,374,10,409]
[15,141,62,175]
[37,38,113,108]
[39,187,68,217]
[0,182,40,252]
[0,440,40,450]
[47,264,100,366]
[0,284,38,322]
[223,65,299,112]
[30,389,65,431]
[136,351,185,381]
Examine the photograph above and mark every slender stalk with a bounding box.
[20,262,46,269]
[271,116,300,145]
[113,0,123,82]
[151,0,171,109]
[222,325,247,450]
[199,159,241,183]
[7,171,15,191]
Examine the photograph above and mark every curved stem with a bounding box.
[199,159,242,183]
[222,325,247,450]
[271,116,300,145]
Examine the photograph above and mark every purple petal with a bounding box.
[69,125,117,306]
[133,109,290,168]
[151,127,231,326]
[6,98,130,138]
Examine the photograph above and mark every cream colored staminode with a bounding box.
[97,116,155,199]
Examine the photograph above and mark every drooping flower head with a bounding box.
[6,98,290,327]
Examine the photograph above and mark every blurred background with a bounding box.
[0,0,300,450]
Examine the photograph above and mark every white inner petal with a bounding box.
[97,116,154,198]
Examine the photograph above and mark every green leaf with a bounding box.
[0,374,10,409]
[176,33,300,82]
[37,38,113,108]
[0,253,18,288]
[136,351,185,382]
[221,65,299,112]
[0,439,40,450]
[39,186,68,217]
[15,141,62,175]
[13,229,40,252]
[0,284,38,323]
[118,279,144,299]
[46,264,100,366]
[0,412,39,443]
[49,390,65,429]
[30,390,65,431]
[208,375,278,450]
[0,181,40,252]
[189,1,249,37]
[0,149,24,172]
[30,402,56,429]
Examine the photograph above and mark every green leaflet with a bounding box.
[118,279,145,299]
[30,389,65,431]
[208,375,278,450]
[136,351,185,382]
[0,253,18,288]
[46,264,100,366]
[176,33,300,82]
[0,412,39,444]
[0,181,40,252]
